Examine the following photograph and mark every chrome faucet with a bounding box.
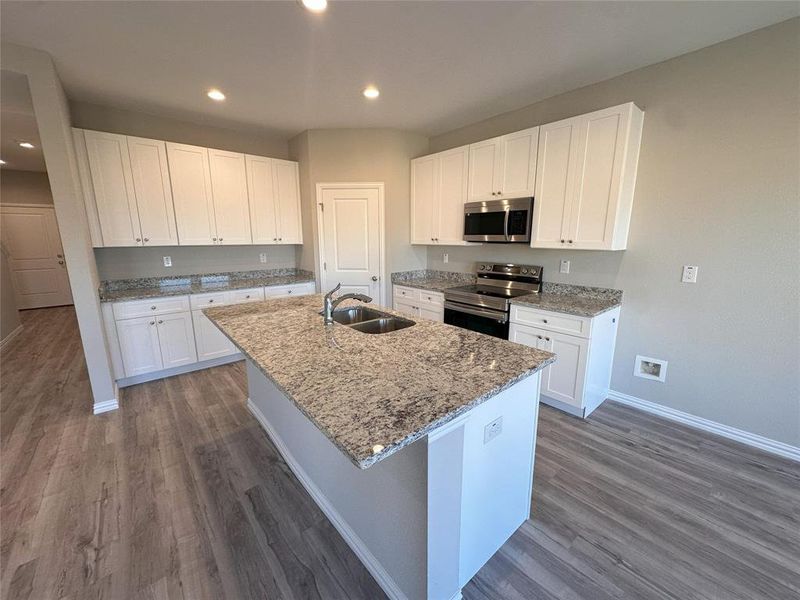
[323,283,372,325]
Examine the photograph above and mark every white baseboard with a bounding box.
[607,390,800,462]
[93,398,119,415]
[0,325,23,349]
[246,399,409,600]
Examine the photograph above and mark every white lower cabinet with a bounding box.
[392,285,444,322]
[193,310,237,361]
[117,316,164,376]
[156,312,198,368]
[509,305,619,418]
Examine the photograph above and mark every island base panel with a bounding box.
[246,360,540,600]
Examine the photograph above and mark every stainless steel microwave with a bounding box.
[463,198,533,243]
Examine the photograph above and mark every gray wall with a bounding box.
[427,19,800,445]
[289,128,429,302]
[70,100,289,159]
[0,169,54,204]
[95,244,296,280]
[0,245,21,340]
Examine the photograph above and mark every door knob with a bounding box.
[371,276,378,281]
[58,260,64,265]
[57,254,63,258]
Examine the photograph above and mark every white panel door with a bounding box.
[532,118,579,248]
[540,332,588,408]
[156,312,197,368]
[436,146,469,244]
[127,136,178,246]
[0,205,73,309]
[246,155,279,244]
[273,159,303,244]
[208,149,251,245]
[192,310,236,361]
[568,108,627,249]
[166,142,216,245]
[84,130,141,246]
[319,186,381,300]
[468,137,502,201]
[410,155,437,244]
[117,316,163,377]
[500,127,539,199]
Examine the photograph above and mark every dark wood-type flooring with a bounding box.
[1,307,798,599]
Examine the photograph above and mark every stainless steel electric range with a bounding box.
[444,263,542,339]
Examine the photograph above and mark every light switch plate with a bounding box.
[259,253,268,264]
[163,256,172,267]
[681,265,698,283]
[484,416,503,444]
[560,259,570,274]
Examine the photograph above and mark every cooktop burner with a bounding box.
[445,284,533,299]
[444,263,543,313]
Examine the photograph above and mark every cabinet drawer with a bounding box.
[190,292,228,310]
[510,305,591,338]
[113,295,191,319]
[393,285,421,301]
[264,282,315,297]
[418,290,444,307]
[228,287,265,304]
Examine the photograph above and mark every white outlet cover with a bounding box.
[681,265,698,283]
[163,256,172,267]
[560,259,570,274]
[484,416,503,444]
[634,355,668,382]
[443,253,449,264]
[259,252,268,263]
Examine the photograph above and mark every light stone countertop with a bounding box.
[203,294,555,469]
[98,269,315,302]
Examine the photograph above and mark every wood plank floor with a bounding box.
[1,307,798,599]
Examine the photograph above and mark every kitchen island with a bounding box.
[205,294,555,600]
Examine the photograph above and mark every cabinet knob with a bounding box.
[158,320,163,324]
[136,238,142,243]
[497,191,502,195]
[219,238,223,242]
[542,319,548,323]
[149,321,155,325]
[279,238,282,241]
[560,239,565,244]
[208,299,214,303]
[144,238,149,242]
[151,306,157,310]
[287,290,293,294]
[537,335,542,339]
[568,240,573,244]
[245,295,251,298]
[545,337,550,341]
[371,276,378,281]
[212,237,217,241]
[273,238,277,241]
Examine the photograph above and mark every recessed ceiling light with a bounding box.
[301,0,327,13]
[207,89,226,101]
[18,141,35,149]
[363,85,380,99]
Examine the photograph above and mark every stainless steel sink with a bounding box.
[349,316,416,335]
[330,306,388,325]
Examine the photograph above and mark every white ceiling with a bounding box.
[1,1,797,141]
[1,70,46,172]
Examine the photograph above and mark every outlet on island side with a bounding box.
[163,256,172,267]
[484,416,503,444]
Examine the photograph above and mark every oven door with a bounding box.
[463,198,532,243]
[444,301,510,339]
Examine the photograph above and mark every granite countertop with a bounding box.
[510,283,623,318]
[391,269,476,292]
[98,269,315,302]
[204,294,555,469]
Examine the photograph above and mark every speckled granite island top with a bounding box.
[98,269,315,302]
[204,294,555,469]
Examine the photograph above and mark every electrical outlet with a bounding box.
[259,252,268,264]
[163,256,172,267]
[681,265,698,283]
[443,253,449,264]
[560,259,570,274]
[484,416,503,444]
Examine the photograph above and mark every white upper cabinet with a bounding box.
[410,145,470,245]
[84,130,141,247]
[411,154,437,244]
[272,159,303,244]
[167,142,217,245]
[467,127,539,202]
[532,102,644,250]
[246,156,303,245]
[208,149,252,245]
[127,136,178,246]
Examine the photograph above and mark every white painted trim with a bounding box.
[116,353,243,388]
[93,398,119,415]
[247,398,408,600]
[0,202,57,209]
[540,394,585,418]
[607,390,800,462]
[0,325,23,349]
[315,182,387,307]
